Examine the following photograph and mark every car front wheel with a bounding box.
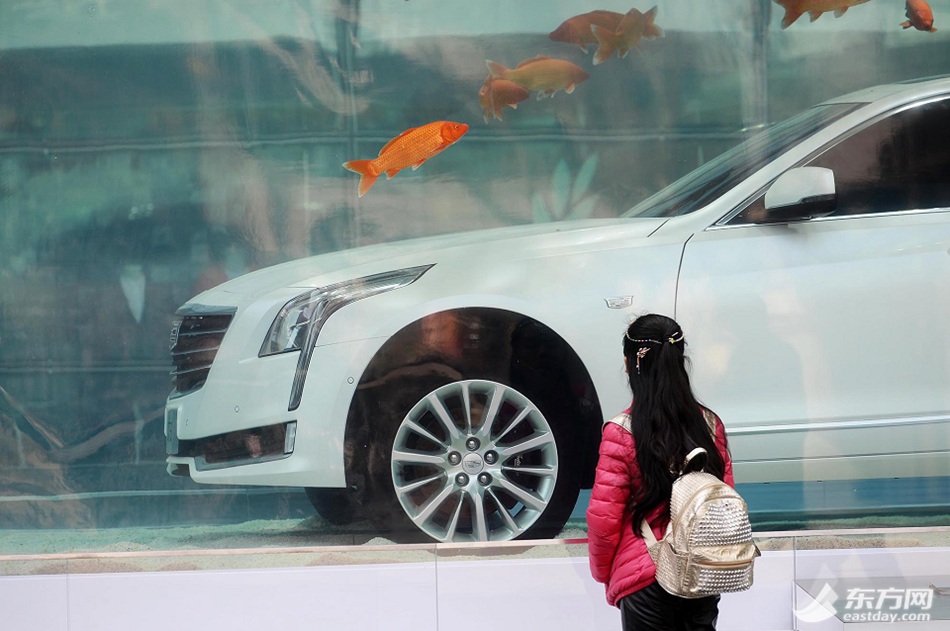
[387,378,573,543]
[343,310,595,544]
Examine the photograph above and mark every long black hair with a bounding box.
[623,314,726,533]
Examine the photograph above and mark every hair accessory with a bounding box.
[635,347,650,374]
[625,333,662,345]
[625,329,684,373]
[624,330,684,345]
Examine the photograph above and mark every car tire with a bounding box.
[347,370,581,543]
[343,311,594,543]
[304,487,362,526]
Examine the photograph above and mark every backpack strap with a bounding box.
[604,412,632,433]
[677,409,717,474]
[640,519,660,548]
[607,409,715,436]
[701,407,717,438]
[610,412,661,556]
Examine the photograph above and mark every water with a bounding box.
[1,0,949,541]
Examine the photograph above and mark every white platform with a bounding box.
[0,529,947,631]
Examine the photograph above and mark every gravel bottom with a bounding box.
[1,515,947,573]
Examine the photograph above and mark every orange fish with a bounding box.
[549,10,625,51]
[902,0,937,31]
[342,121,469,197]
[591,6,663,65]
[772,0,871,28]
[478,76,530,122]
[486,56,590,99]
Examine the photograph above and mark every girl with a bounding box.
[587,314,734,631]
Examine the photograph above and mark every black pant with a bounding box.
[619,582,720,631]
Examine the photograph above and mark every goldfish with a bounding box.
[591,6,662,65]
[902,0,937,31]
[486,56,590,99]
[549,10,625,51]
[342,121,469,197]
[478,75,530,122]
[772,0,871,29]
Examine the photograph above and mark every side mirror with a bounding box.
[760,167,836,224]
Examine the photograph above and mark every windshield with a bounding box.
[623,103,862,218]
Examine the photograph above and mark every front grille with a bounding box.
[170,311,234,396]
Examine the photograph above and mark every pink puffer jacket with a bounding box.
[586,406,734,607]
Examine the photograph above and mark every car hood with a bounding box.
[191,217,668,303]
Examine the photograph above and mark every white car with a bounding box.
[165,76,950,542]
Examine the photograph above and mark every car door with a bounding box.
[675,95,950,487]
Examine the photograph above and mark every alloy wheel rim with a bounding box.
[391,379,559,542]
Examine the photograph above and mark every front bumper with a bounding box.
[165,413,296,473]
[164,335,384,488]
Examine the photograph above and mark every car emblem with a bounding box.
[169,320,181,351]
[462,453,484,474]
[605,296,633,309]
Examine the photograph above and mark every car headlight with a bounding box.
[260,264,433,410]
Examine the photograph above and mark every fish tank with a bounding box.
[1,0,949,552]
